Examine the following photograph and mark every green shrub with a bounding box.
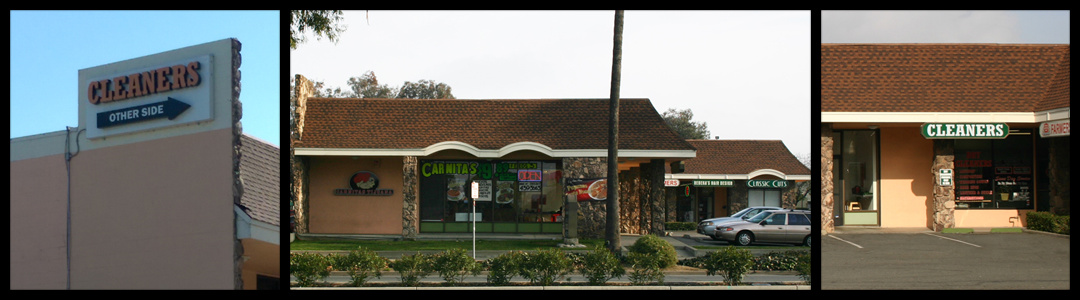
[432,248,481,286]
[665,222,696,231]
[289,252,332,287]
[703,246,754,285]
[518,249,573,286]
[484,251,525,286]
[627,234,677,268]
[577,248,625,285]
[335,247,388,287]
[626,251,665,285]
[754,250,809,271]
[1027,211,1070,235]
[795,251,811,285]
[391,252,434,286]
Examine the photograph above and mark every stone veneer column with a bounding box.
[932,140,956,231]
[229,38,245,290]
[821,123,834,235]
[647,159,666,235]
[290,74,312,235]
[402,156,419,239]
[562,157,607,239]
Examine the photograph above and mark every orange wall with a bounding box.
[879,127,934,228]
[69,128,235,289]
[308,156,406,234]
[10,154,70,289]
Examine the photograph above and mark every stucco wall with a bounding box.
[307,156,405,234]
[69,128,235,289]
[879,127,933,228]
[10,153,70,289]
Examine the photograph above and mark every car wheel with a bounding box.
[735,231,753,246]
[802,235,811,247]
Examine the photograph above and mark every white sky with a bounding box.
[290,10,812,160]
[822,10,1069,44]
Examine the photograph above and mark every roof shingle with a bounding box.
[678,140,809,176]
[295,98,696,152]
[821,44,1070,113]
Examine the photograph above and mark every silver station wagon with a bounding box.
[713,209,811,246]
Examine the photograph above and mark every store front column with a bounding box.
[931,140,956,231]
[821,123,834,235]
[402,156,419,239]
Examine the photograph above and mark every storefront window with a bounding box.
[953,130,1034,209]
[419,160,563,224]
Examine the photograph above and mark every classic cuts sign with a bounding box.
[81,55,213,139]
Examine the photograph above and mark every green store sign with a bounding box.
[921,123,1009,139]
[747,180,788,188]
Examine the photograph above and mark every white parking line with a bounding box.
[922,233,982,247]
[828,235,863,248]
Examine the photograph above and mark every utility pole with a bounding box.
[606,10,623,254]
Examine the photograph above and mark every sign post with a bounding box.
[471,181,479,259]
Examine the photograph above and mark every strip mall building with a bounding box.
[820,44,1070,233]
[290,75,808,239]
[10,39,280,289]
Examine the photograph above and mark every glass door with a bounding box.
[835,130,880,226]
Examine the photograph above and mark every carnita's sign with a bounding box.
[921,123,1009,139]
[334,171,394,196]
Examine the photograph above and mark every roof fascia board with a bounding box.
[822,112,1041,123]
[665,173,811,181]
[295,146,696,159]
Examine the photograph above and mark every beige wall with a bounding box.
[879,127,934,228]
[69,128,234,289]
[308,156,405,234]
[241,239,279,290]
[10,153,70,289]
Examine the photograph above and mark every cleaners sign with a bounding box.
[921,123,1008,139]
[82,55,214,139]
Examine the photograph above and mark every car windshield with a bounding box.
[730,207,752,217]
[746,211,772,223]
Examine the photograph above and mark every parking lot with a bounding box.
[821,230,1070,289]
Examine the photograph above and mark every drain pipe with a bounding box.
[64,126,84,290]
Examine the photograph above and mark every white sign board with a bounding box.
[939,169,953,186]
[1040,119,1070,138]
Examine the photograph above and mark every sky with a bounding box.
[290,10,813,161]
[822,10,1070,44]
[9,10,281,146]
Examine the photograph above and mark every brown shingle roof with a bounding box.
[821,44,1070,113]
[295,98,695,152]
[679,140,809,176]
[240,134,279,225]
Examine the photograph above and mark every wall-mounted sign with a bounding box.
[921,123,1009,139]
[663,179,680,187]
[693,180,733,187]
[334,171,394,196]
[82,55,214,139]
[97,97,191,128]
[938,169,953,186]
[1039,119,1070,138]
[747,180,788,188]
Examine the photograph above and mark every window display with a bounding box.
[953,130,1033,209]
[419,160,563,227]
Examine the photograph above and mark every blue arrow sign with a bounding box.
[97,97,191,129]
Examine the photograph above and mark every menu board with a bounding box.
[954,151,993,202]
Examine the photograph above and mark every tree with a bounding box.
[290,10,347,50]
[292,71,456,99]
[661,108,710,140]
[347,71,396,98]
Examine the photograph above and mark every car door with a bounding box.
[754,212,788,243]
[785,212,811,244]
